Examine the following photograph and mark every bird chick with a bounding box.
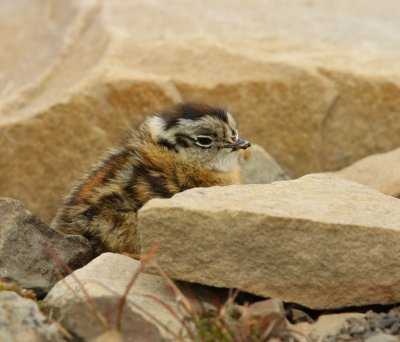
[51,102,251,255]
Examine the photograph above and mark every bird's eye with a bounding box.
[195,135,214,148]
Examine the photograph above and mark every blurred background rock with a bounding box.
[1,0,399,223]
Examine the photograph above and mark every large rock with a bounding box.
[330,147,400,198]
[44,253,184,341]
[239,144,290,184]
[0,291,64,342]
[0,198,92,297]
[2,0,400,223]
[138,174,400,310]
[49,296,162,342]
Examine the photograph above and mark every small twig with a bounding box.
[152,261,195,317]
[47,315,75,341]
[260,318,277,340]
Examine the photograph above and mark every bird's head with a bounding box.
[145,102,251,171]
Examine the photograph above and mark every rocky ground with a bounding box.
[1,0,400,341]
[1,145,400,341]
[1,0,400,224]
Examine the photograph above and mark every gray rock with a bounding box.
[349,322,366,335]
[318,311,400,341]
[138,174,400,310]
[365,333,399,342]
[239,144,290,184]
[0,291,64,342]
[0,198,93,297]
[389,322,400,335]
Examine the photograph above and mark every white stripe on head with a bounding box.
[226,112,237,128]
[146,115,167,140]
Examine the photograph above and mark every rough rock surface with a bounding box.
[330,147,400,198]
[44,253,183,341]
[239,144,290,184]
[2,0,400,223]
[90,330,123,342]
[138,174,400,310]
[309,313,365,340]
[0,198,92,297]
[51,296,162,342]
[321,311,400,342]
[0,291,64,342]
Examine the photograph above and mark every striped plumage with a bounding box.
[51,103,250,255]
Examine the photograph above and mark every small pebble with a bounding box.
[323,335,336,342]
[389,322,400,335]
[365,332,399,342]
[339,333,355,341]
[376,315,398,329]
[322,311,400,341]
[350,323,366,335]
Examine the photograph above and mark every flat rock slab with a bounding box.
[138,174,400,310]
[44,253,184,340]
[0,198,93,297]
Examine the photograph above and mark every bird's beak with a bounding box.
[223,138,251,150]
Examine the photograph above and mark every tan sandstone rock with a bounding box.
[330,147,400,198]
[1,0,400,223]
[138,174,400,310]
[310,313,365,340]
[90,330,123,342]
[44,252,184,340]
